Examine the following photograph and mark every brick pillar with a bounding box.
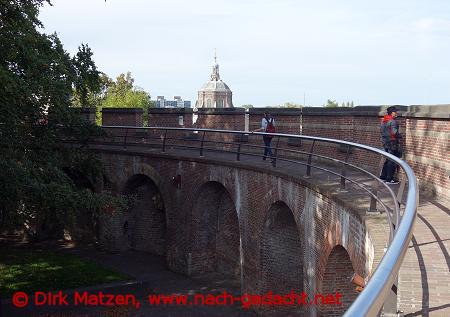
[148,108,193,128]
[194,107,245,130]
[101,108,144,127]
[74,107,97,124]
[194,108,246,150]
[403,105,450,199]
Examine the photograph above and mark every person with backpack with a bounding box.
[380,106,402,184]
[253,112,276,162]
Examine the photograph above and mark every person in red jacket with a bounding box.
[380,106,402,184]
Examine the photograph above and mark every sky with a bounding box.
[39,0,450,107]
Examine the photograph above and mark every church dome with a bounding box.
[195,53,233,108]
[200,80,231,92]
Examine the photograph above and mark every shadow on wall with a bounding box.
[121,174,167,255]
[319,245,357,317]
[259,201,304,315]
[188,181,241,279]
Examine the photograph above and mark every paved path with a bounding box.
[399,199,450,317]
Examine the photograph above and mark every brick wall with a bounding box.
[122,174,166,255]
[99,104,449,199]
[302,105,449,199]
[148,108,193,128]
[189,181,240,277]
[194,107,245,130]
[73,107,96,124]
[319,245,358,316]
[194,108,246,151]
[403,106,450,198]
[249,108,302,135]
[98,151,374,316]
[102,108,143,127]
[260,201,304,315]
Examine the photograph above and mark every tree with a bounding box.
[0,0,125,239]
[325,99,355,108]
[324,99,339,108]
[241,104,254,109]
[98,72,153,125]
[280,102,303,108]
[72,43,101,107]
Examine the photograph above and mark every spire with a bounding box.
[211,49,220,81]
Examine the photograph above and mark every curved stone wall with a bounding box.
[97,150,376,316]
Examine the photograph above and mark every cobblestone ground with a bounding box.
[399,199,450,317]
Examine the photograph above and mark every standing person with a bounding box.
[380,106,402,184]
[253,112,276,162]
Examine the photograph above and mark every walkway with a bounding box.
[399,199,450,316]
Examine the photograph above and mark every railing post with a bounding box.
[123,128,129,149]
[199,131,206,157]
[272,136,281,167]
[369,156,388,213]
[383,270,399,317]
[162,129,168,153]
[368,188,378,212]
[236,133,243,161]
[397,174,406,206]
[340,144,352,189]
[306,140,316,177]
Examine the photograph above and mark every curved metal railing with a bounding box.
[80,125,418,316]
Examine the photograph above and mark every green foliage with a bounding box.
[324,99,354,108]
[268,102,303,108]
[0,247,129,297]
[241,104,254,109]
[72,43,101,107]
[324,99,339,108]
[280,102,303,108]
[97,72,153,125]
[0,0,126,237]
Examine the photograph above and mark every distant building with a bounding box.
[156,96,191,108]
[195,53,233,109]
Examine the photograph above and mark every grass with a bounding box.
[0,247,130,297]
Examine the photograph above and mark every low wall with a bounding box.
[98,105,450,200]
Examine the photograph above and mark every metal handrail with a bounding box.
[95,125,418,317]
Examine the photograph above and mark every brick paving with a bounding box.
[398,199,450,317]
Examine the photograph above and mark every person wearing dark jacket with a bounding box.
[380,106,402,184]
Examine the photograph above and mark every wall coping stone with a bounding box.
[148,108,193,114]
[196,107,245,115]
[101,108,143,113]
[403,104,450,119]
[248,108,302,115]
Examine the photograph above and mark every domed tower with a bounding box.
[195,52,233,109]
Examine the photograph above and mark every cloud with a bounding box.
[415,17,450,35]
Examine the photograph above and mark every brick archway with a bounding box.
[189,181,240,278]
[61,168,98,241]
[122,174,166,255]
[260,201,304,314]
[319,245,357,316]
